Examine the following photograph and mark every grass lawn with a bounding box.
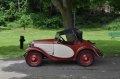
[0,28,120,58]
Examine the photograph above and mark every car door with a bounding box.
[53,35,74,58]
[53,44,74,58]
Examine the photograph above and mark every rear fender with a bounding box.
[76,46,101,57]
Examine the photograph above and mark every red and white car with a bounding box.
[24,28,103,67]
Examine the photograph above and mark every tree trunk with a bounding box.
[61,0,73,29]
[51,0,76,41]
[61,9,76,41]
[61,9,73,29]
[51,0,74,29]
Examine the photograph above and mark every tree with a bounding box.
[51,0,73,29]
[51,0,76,41]
[109,0,120,12]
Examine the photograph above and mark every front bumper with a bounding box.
[23,53,27,57]
[99,52,103,56]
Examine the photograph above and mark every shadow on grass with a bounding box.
[91,40,120,56]
[0,44,28,58]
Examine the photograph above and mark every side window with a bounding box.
[60,34,76,45]
[61,35,67,41]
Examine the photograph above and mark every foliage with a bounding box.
[109,0,120,11]
[40,0,51,12]
[0,26,11,31]
[18,15,33,27]
[42,16,62,29]
[90,0,106,9]
[4,1,17,22]
[30,13,48,28]
[0,0,28,26]
[30,13,62,29]
[28,0,51,13]
[105,17,120,30]
[7,22,21,28]
[0,0,120,29]
[73,0,90,10]
[75,12,120,30]
[0,16,6,26]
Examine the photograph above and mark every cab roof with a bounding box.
[57,28,80,35]
[57,28,83,41]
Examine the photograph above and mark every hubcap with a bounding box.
[80,52,93,65]
[31,55,37,61]
[28,53,41,65]
[83,55,88,61]
[32,57,35,61]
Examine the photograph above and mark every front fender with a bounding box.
[25,47,58,60]
[26,47,45,53]
[25,47,50,58]
[77,45,101,57]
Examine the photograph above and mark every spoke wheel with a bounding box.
[25,52,42,67]
[77,50,94,67]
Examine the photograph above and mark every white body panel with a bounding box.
[34,44,54,55]
[34,44,74,58]
[53,44,74,58]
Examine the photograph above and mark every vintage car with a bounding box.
[24,28,103,67]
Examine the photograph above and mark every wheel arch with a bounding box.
[25,47,48,58]
[78,49,95,56]
[75,48,97,60]
[26,50,45,58]
[77,46,100,56]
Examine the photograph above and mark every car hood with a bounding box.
[34,39,56,44]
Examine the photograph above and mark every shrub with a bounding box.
[0,17,6,26]
[76,12,120,29]
[18,15,33,28]
[30,13,47,27]
[7,15,33,28]
[30,13,62,29]
[5,13,62,29]
[105,18,120,30]
[7,22,21,28]
[42,16,62,29]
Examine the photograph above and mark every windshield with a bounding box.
[55,32,77,44]
[55,32,59,39]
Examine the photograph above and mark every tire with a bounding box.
[77,50,94,67]
[25,51,42,67]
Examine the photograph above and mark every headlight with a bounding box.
[29,41,34,47]
[31,41,35,46]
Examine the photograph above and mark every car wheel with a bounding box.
[77,50,94,67]
[25,52,42,67]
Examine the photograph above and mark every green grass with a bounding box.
[0,28,120,58]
